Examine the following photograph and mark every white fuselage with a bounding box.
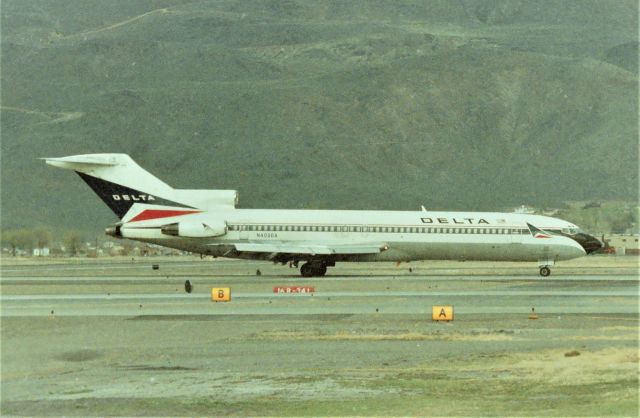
[121,208,586,263]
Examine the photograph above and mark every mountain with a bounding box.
[1,0,637,234]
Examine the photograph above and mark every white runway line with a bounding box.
[1,289,637,302]
[1,275,638,283]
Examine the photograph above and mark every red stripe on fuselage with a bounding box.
[129,209,201,222]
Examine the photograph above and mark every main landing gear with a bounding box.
[300,261,328,277]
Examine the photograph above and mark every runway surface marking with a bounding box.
[2,289,637,302]
[2,275,638,283]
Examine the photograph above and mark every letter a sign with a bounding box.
[432,306,454,321]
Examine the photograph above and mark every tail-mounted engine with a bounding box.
[161,221,227,238]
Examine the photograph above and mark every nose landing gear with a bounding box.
[538,259,554,277]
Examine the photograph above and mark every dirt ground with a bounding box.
[1,257,638,416]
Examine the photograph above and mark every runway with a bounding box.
[1,257,638,416]
[1,286,637,316]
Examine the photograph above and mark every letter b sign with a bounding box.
[211,287,231,302]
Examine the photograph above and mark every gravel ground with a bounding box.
[1,257,638,416]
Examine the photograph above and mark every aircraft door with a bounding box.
[239,225,248,240]
[509,227,518,243]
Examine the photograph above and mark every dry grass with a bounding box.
[255,329,519,341]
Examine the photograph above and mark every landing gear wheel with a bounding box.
[539,266,551,277]
[300,263,314,277]
[184,280,193,293]
[300,262,327,277]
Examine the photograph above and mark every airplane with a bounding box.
[45,153,601,277]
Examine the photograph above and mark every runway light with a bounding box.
[211,287,231,302]
[432,306,454,321]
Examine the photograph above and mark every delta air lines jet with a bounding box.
[45,154,601,277]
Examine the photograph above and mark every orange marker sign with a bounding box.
[432,306,454,321]
[211,287,231,302]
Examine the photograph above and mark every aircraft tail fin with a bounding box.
[44,154,237,219]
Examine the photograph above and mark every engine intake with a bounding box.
[161,221,227,238]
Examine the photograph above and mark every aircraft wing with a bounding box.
[233,242,386,255]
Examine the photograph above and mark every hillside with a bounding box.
[1,0,638,234]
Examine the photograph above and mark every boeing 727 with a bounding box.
[45,154,601,277]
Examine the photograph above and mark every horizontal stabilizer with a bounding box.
[43,154,120,169]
